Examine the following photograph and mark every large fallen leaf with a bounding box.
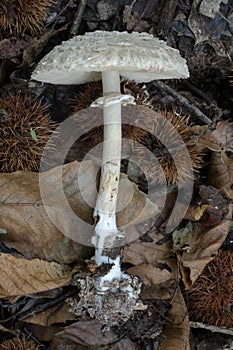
[207,121,233,199]
[173,204,232,288]
[158,288,190,350]
[128,264,172,288]
[123,230,177,299]
[122,231,173,266]
[0,160,159,263]
[25,302,76,327]
[0,253,73,297]
[0,161,94,264]
[49,320,118,350]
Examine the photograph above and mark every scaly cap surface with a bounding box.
[32,31,189,84]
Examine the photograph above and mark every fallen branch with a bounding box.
[71,0,87,35]
[190,321,233,336]
[155,81,212,125]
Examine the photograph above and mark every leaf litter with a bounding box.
[0,0,233,349]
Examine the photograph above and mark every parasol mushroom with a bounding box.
[32,30,189,284]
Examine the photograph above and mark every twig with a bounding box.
[47,0,74,26]
[71,0,87,35]
[154,81,212,125]
[190,321,233,336]
[183,81,214,105]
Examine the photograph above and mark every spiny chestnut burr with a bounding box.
[0,95,56,173]
[71,83,204,185]
[135,110,205,185]
[72,80,149,114]
[187,250,233,328]
[0,0,53,37]
[71,80,150,144]
[0,336,39,350]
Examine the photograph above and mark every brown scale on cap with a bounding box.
[0,336,39,350]
[0,95,56,173]
[187,250,233,328]
[0,0,53,37]
[134,110,205,185]
[71,80,150,144]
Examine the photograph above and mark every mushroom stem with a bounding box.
[93,71,122,264]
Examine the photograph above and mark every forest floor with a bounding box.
[0,0,233,349]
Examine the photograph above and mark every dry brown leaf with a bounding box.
[0,160,159,263]
[23,322,62,342]
[199,0,228,18]
[25,302,76,327]
[188,0,230,48]
[49,320,118,350]
[158,287,190,350]
[173,204,232,288]
[193,125,217,150]
[110,337,139,350]
[20,26,68,68]
[128,264,172,287]
[184,204,208,221]
[0,253,73,297]
[127,263,174,300]
[0,37,32,59]
[208,121,233,198]
[0,161,94,264]
[122,231,173,266]
[198,205,224,227]
[123,5,150,32]
[123,231,177,299]
[122,230,185,347]
[184,203,224,227]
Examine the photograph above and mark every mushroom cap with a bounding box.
[31,31,189,85]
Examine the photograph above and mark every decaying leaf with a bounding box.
[208,121,233,199]
[0,160,160,263]
[128,264,172,288]
[197,184,229,227]
[123,5,150,32]
[184,204,209,221]
[127,263,174,300]
[123,231,177,308]
[158,288,190,350]
[0,161,94,264]
[184,201,225,227]
[25,302,76,327]
[24,323,62,343]
[122,231,173,266]
[173,204,232,288]
[20,26,68,68]
[0,253,73,297]
[49,320,118,350]
[0,37,32,59]
[110,337,139,350]
[188,0,231,46]
[199,0,228,19]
